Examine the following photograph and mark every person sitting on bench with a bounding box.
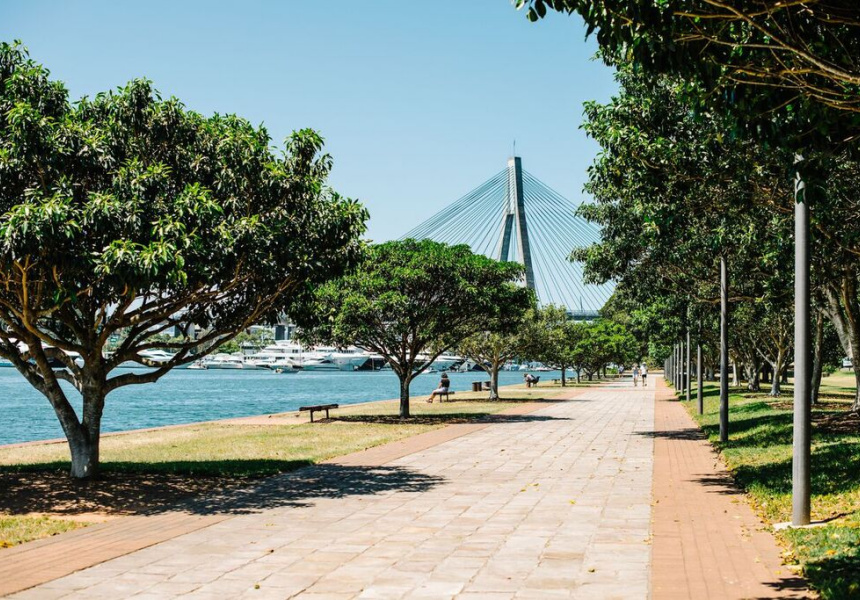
[427,372,451,403]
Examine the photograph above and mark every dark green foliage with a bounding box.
[0,42,366,477]
[298,239,534,417]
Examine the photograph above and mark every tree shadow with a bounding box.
[453,396,563,404]
[332,413,569,426]
[754,575,811,599]
[795,543,860,600]
[728,443,860,497]
[638,427,706,442]
[0,462,444,518]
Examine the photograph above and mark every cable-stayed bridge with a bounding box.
[402,157,614,318]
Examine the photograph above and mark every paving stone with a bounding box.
[11,385,659,599]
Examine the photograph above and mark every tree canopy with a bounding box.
[518,0,860,143]
[0,42,367,477]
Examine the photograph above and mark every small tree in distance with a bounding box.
[522,305,583,386]
[0,44,367,479]
[298,239,534,417]
[458,305,535,400]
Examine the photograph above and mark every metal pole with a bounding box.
[668,346,673,387]
[720,256,729,443]
[697,339,704,415]
[686,328,692,402]
[674,343,679,389]
[676,342,681,389]
[793,158,811,526]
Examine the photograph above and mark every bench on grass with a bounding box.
[299,403,339,422]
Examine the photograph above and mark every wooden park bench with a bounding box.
[299,403,339,422]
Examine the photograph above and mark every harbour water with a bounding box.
[0,368,563,446]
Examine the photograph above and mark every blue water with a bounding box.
[0,368,559,445]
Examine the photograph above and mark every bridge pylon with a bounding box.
[400,155,615,314]
[495,157,535,290]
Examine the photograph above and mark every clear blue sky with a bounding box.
[0,0,616,242]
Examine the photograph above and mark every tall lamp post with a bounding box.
[793,156,811,526]
[720,256,729,443]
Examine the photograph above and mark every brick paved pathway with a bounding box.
[10,385,654,599]
[651,377,809,599]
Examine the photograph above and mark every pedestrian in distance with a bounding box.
[524,373,536,388]
[632,364,640,387]
[641,363,648,387]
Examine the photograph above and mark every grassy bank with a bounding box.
[678,375,860,599]
[1,384,563,548]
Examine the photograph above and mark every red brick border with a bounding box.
[650,376,809,599]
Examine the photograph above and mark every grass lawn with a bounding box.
[0,515,86,548]
[0,384,564,548]
[678,373,860,599]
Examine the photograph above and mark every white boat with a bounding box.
[114,349,189,369]
[414,352,464,372]
[201,353,245,369]
[313,346,375,371]
[244,342,306,370]
[299,356,342,371]
[433,353,464,371]
[271,360,299,374]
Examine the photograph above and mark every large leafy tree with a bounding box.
[0,43,367,478]
[297,239,533,417]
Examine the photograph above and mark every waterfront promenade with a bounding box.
[4,378,806,599]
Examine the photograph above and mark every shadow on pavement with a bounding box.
[636,427,705,441]
[0,463,444,518]
[177,463,445,516]
[333,413,569,426]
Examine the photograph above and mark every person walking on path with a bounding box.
[632,364,640,387]
[641,363,648,387]
[427,372,450,403]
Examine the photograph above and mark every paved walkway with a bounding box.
[5,377,811,599]
[9,384,655,599]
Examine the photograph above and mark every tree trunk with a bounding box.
[770,363,782,397]
[68,383,106,479]
[811,313,824,405]
[747,358,761,392]
[399,376,411,418]
[68,426,100,479]
[853,370,860,412]
[561,366,567,387]
[490,364,500,400]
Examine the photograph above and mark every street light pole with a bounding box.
[697,335,703,415]
[686,328,692,402]
[793,157,811,526]
[720,256,729,443]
